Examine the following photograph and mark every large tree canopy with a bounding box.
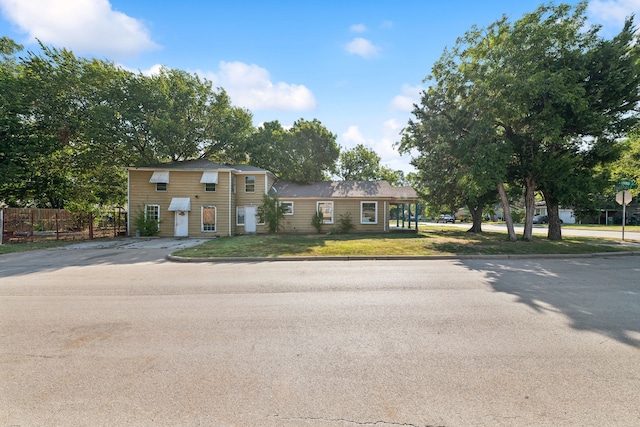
[401,2,640,240]
[0,40,255,209]
[246,119,339,183]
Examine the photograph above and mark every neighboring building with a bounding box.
[127,159,418,237]
[534,202,576,224]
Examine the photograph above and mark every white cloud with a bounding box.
[345,37,380,59]
[587,0,640,25]
[350,23,367,33]
[339,120,415,175]
[342,125,368,145]
[0,0,159,58]
[199,61,316,111]
[390,84,423,112]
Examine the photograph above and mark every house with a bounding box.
[271,180,418,233]
[127,159,418,237]
[534,202,576,224]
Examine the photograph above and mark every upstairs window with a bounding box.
[149,171,169,192]
[200,171,218,192]
[245,176,255,192]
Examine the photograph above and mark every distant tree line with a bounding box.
[1,37,403,211]
[399,2,640,240]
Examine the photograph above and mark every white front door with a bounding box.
[244,206,257,233]
[174,211,189,237]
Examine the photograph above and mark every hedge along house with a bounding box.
[270,180,419,234]
[127,159,419,237]
[127,159,276,237]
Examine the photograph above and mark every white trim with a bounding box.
[280,201,294,215]
[144,204,160,231]
[228,171,232,236]
[201,205,217,232]
[236,206,245,226]
[316,201,334,224]
[360,201,378,224]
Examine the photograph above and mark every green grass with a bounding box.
[0,239,73,254]
[173,226,636,258]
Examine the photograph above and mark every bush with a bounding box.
[259,194,289,233]
[134,209,159,236]
[311,210,324,233]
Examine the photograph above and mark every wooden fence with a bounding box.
[0,207,127,244]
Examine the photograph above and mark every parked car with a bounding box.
[437,214,455,223]
[533,215,563,224]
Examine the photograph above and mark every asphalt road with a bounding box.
[1,240,639,426]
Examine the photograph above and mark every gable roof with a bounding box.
[272,180,418,201]
[127,159,272,173]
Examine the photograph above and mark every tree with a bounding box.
[338,144,381,181]
[245,120,288,176]
[246,119,339,183]
[403,2,640,240]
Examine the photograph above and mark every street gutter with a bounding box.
[167,250,640,263]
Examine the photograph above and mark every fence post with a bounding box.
[0,208,3,245]
[88,212,94,240]
[55,211,60,240]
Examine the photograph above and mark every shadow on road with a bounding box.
[0,238,209,278]
[460,257,640,348]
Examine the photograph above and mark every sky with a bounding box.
[1,0,638,175]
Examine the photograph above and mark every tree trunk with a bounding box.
[542,190,563,241]
[523,177,535,241]
[467,206,483,233]
[497,182,517,241]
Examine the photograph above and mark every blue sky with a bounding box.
[1,0,638,174]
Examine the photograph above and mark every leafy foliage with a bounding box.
[246,119,339,183]
[311,210,324,233]
[259,194,288,233]
[401,2,640,240]
[133,208,160,236]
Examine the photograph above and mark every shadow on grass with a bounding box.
[175,233,429,258]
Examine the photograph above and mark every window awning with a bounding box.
[168,198,191,211]
[200,171,219,184]
[149,171,170,183]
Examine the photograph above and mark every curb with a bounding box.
[166,250,640,263]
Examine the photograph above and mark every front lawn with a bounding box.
[172,226,634,258]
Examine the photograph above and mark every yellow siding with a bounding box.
[129,169,393,236]
[234,172,269,234]
[279,199,387,234]
[128,169,235,237]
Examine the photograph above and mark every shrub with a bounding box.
[134,208,159,236]
[337,212,354,234]
[259,194,288,233]
[311,210,324,233]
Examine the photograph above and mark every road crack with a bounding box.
[269,414,443,427]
